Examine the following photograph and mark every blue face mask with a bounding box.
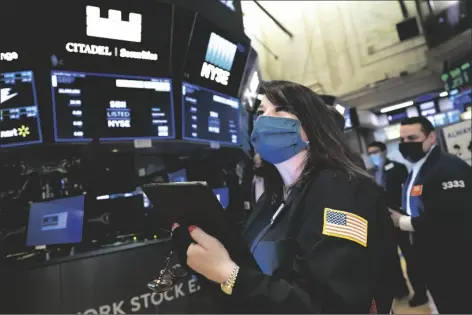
[369,153,384,168]
[251,116,308,164]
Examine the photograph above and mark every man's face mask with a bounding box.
[369,153,384,168]
[250,116,308,164]
[399,141,427,163]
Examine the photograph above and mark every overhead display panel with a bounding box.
[0,71,43,148]
[182,82,240,146]
[0,6,43,148]
[441,61,471,92]
[41,0,175,142]
[51,71,174,142]
[182,15,249,97]
[42,0,173,77]
[239,47,261,111]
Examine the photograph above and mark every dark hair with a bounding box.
[368,141,387,152]
[401,116,435,135]
[260,80,371,197]
[327,106,346,131]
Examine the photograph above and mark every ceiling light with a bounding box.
[380,100,414,113]
[439,91,448,97]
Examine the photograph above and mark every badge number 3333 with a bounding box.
[442,180,465,190]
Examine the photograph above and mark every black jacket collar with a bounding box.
[417,145,441,181]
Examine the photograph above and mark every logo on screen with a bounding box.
[41,212,68,231]
[0,125,30,139]
[0,52,18,62]
[86,5,142,43]
[0,88,18,104]
[200,33,237,86]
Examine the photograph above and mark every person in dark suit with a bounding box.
[169,81,398,313]
[390,116,472,313]
[367,141,428,307]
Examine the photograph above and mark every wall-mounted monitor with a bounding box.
[26,195,85,247]
[182,82,240,145]
[51,71,174,142]
[168,169,188,183]
[438,97,454,112]
[441,61,471,92]
[0,71,43,148]
[343,107,359,130]
[42,0,173,78]
[182,15,249,97]
[239,47,260,111]
[419,101,437,116]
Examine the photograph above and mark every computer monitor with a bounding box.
[51,71,174,142]
[0,71,43,148]
[182,15,249,97]
[182,82,240,145]
[212,187,229,209]
[168,169,188,183]
[41,0,173,78]
[26,195,85,247]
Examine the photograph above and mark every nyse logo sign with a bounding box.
[0,51,18,62]
[86,6,142,42]
[200,33,237,86]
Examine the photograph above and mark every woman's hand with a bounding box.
[173,223,237,284]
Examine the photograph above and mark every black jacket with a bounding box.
[227,169,397,313]
[401,146,472,313]
[405,146,472,266]
[382,159,408,209]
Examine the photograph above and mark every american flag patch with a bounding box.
[322,208,368,247]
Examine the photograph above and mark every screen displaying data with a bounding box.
[26,195,85,246]
[182,82,239,145]
[0,71,42,148]
[51,71,174,142]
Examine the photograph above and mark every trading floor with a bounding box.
[393,251,433,314]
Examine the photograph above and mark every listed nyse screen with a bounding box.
[0,71,43,148]
[182,82,239,145]
[51,71,174,142]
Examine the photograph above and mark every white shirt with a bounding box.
[253,176,265,204]
[399,145,436,232]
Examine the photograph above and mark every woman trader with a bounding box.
[172,81,397,313]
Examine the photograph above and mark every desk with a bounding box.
[0,240,207,314]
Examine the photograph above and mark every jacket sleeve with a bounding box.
[231,176,389,313]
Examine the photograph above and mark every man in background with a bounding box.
[390,116,472,313]
[367,141,428,307]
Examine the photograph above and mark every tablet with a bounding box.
[142,182,258,269]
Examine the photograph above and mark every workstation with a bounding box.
[0,1,258,313]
